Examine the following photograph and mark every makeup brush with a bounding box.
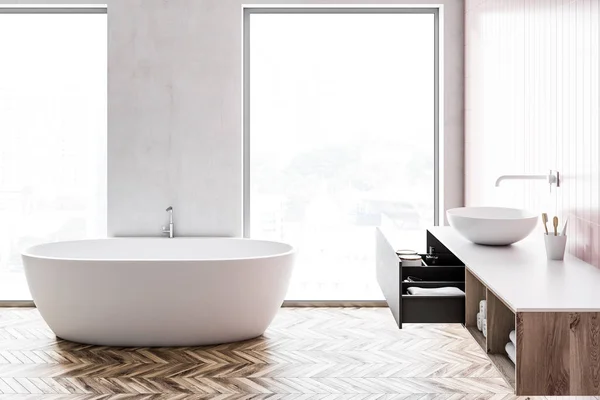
[542,213,549,235]
[553,216,559,236]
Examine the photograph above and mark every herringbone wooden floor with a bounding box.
[0,307,590,400]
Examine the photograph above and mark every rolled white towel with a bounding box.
[406,287,465,296]
[509,330,516,346]
[479,300,487,315]
[476,312,483,331]
[482,319,487,338]
[505,342,516,364]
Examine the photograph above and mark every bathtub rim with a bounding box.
[22,237,296,263]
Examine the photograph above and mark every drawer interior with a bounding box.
[423,253,464,266]
[401,281,465,293]
[402,266,465,282]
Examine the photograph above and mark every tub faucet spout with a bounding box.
[162,206,174,238]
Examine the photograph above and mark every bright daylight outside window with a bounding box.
[0,10,107,300]
[247,11,436,300]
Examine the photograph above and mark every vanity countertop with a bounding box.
[379,225,600,312]
[426,227,600,312]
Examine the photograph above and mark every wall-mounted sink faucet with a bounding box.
[162,206,174,238]
[495,170,560,191]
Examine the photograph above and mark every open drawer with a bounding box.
[402,293,465,323]
[376,229,466,328]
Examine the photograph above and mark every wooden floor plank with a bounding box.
[0,307,572,398]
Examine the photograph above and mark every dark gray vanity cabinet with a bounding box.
[376,228,466,328]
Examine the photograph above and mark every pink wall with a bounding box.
[465,0,600,265]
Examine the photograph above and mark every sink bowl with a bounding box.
[446,207,538,246]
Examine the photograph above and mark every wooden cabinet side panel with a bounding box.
[516,312,570,396]
[465,268,486,327]
[516,312,600,396]
[569,313,600,394]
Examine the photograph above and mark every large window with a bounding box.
[245,9,438,301]
[0,8,107,301]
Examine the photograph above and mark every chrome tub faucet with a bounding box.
[162,206,174,238]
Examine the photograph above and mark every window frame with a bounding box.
[0,5,106,14]
[0,5,107,306]
[242,6,441,237]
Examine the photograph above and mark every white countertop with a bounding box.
[379,226,600,312]
[425,227,600,312]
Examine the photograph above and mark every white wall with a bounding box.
[3,0,464,237]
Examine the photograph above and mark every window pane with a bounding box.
[250,12,435,300]
[0,13,107,300]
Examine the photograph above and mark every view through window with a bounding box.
[247,11,437,300]
[0,11,107,300]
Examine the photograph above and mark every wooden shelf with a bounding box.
[467,326,515,390]
[465,268,516,392]
[467,326,485,349]
[489,353,515,390]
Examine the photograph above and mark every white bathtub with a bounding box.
[22,238,295,347]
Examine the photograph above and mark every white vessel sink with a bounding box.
[446,207,538,246]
